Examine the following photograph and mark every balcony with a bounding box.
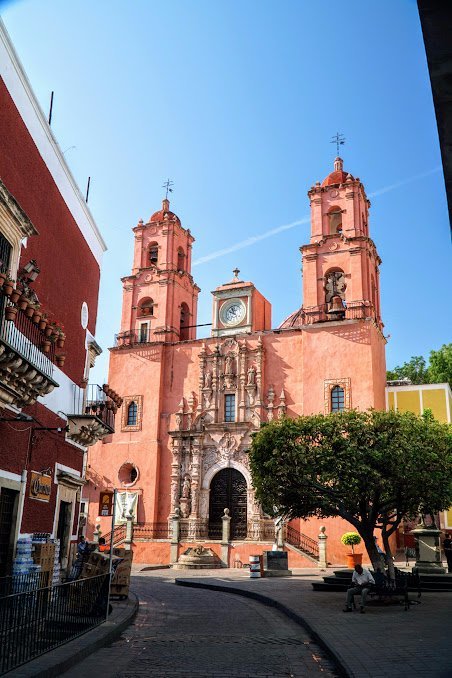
[0,297,58,409]
[114,326,153,347]
[303,300,376,325]
[66,384,120,447]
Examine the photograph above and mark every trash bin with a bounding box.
[249,555,262,578]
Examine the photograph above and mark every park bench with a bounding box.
[369,568,421,611]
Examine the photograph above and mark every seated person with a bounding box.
[97,537,109,552]
[344,564,375,613]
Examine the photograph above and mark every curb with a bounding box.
[175,579,350,678]
[11,593,139,677]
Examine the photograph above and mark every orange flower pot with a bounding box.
[346,553,363,569]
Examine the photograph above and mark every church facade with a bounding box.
[85,158,386,566]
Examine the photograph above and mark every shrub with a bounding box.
[341,532,362,554]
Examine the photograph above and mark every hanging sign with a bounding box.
[29,472,52,502]
[99,491,114,516]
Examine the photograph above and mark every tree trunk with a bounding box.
[381,528,396,582]
[357,527,383,572]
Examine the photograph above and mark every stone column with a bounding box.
[221,508,231,568]
[411,525,446,574]
[318,525,328,569]
[170,508,181,565]
[170,439,181,516]
[124,510,134,552]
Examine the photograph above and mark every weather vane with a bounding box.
[162,178,174,199]
[331,132,345,156]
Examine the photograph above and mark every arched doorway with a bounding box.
[208,468,247,539]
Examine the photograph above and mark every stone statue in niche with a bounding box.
[182,474,191,498]
[204,370,212,388]
[247,365,256,386]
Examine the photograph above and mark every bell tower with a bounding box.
[118,198,200,344]
[301,158,382,326]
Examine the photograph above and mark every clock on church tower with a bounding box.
[211,269,272,337]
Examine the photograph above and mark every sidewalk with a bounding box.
[139,567,451,678]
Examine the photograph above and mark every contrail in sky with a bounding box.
[192,166,442,266]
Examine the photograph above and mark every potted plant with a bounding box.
[3,274,15,297]
[25,302,35,318]
[18,292,30,311]
[5,305,18,322]
[55,353,66,367]
[341,532,363,569]
[0,270,6,288]
[32,304,42,324]
[57,327,65,349]
[38,314,48,332]
[41,339,51,353]
[10,286,21,304]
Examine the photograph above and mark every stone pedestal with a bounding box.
[263,550,292,577]
[411,526,446,574]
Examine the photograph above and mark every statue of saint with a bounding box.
[182,474,191,498]
[247,365,256,386]
[204,371,212,388]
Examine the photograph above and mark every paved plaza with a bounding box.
[61,573,338,678]
[58,567,451,678]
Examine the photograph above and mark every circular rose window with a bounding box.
[118,462,139,487]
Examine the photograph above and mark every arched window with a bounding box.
[127,401,138,426]
[327,207,342,235]
[177,247,185,272]
[324,269,346,304]
[138,298,154,317]
[180,302,189,341]
[149,243,158,266]
[331,386,345,412]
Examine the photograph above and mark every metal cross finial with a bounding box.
[233,268,240,279]
[331,132,345,156]
[162,178,174,199]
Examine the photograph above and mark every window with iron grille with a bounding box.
[331,386,345,412]
[127,401,138,426]
[224,394,235,422]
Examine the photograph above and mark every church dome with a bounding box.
[279,307,305,329]
[321,157,353,187]
[149,199,181,224]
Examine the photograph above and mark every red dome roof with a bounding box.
[321,157,353,187]
[150,209,180,223]
[321,170,350,187]
[149,198,180,224]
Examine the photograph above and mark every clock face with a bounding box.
[220,300,246,327]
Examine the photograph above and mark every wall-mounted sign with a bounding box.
[29,472,52,502]
[99,491,114,516]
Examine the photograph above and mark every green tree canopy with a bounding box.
[387,343,452,387]
[249,409,452,570]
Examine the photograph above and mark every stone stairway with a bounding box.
[312,568,452,592]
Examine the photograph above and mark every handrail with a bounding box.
[285,525,319,559]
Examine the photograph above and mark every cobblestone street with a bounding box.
[62,575,339,678]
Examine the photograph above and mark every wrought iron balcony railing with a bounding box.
[0,297,55,379]
[114,326,153,347]
[66,384,116,446]
[0,296,58,409]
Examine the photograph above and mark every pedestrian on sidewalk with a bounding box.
[343,564,375,613]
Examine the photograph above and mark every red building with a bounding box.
[0,21,117,575]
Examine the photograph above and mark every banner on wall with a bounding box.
[115,491,138,523]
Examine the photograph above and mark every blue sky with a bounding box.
[1,0,450,383]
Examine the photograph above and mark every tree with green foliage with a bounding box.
[429,344,452,387]
[387,343,452,387]
[249,409,452,575]
[386,355,429,384]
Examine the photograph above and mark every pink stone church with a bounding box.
[84,158,386,567]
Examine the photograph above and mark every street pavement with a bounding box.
[60,567,452,678]
[61,573,339,678]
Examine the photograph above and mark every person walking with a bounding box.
[343,564,375,613]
